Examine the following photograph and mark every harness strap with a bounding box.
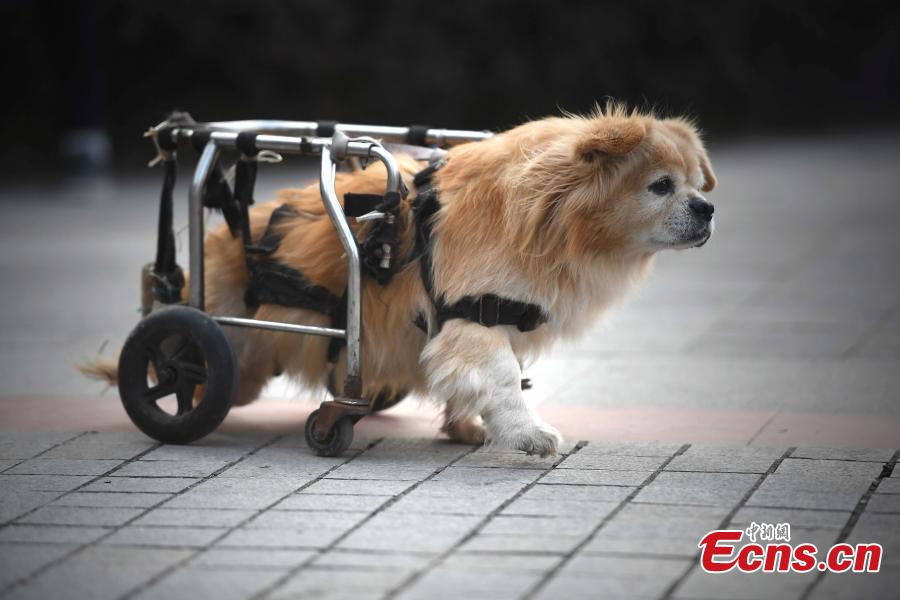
[436,294,548,332]
[409,163,549,334]
[242,204,347,364]
[153,158,176,275]
[179,124,242,236]
[150,157,185,304]
[410,186,441,301]
[234,157,258,274]
[245,261,342,314]
[237,160,548,371]
[209,168,243,236]
[407,124,430,147]
[316,120,337,137]
[249,204,297,255]
[343,193,383,217]
[243,204,315,308]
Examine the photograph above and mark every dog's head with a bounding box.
[504,106,717,263]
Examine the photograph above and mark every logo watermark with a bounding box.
[699,522,882,574]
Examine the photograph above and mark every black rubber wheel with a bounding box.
[117,306,236,444]
[304,409,354,457]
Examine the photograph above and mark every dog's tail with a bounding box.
[77,356,119,386]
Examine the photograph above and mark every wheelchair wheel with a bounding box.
[304,409,354,457]
[117,306,236,444]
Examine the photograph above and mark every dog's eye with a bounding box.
[648,176,674,196]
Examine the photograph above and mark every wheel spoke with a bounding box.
[145,345,167,372]
[175,383,195,415]
[142,379,178,403]
[168,335,191,360]
[180,363,207,385]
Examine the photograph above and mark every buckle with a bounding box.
[479,295,501,327]
[516,305,547,332]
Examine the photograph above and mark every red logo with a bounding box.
[699,526,882,574]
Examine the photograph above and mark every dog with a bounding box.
[86,104,716,456]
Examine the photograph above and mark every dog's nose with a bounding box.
[689,197,715,222]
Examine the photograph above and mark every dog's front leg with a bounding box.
[422,320,562,456]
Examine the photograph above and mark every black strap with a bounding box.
[156,128,178,153]
[244,262,342,313]
[150,158,185,304]
[409,162,548,334]
[408,163,443,310]
[248,204,298,255]
[343,193,383,217]
[208,166,242,235]
[191,127,241,236]
[316,120,337,137]
[411,190,441,260]
[189,128,212,153]
[437,294,547,332]
[234,159,257,211]
[240,204,347,364]
[413,161,443,188]
[236,131,258,156]
[407,124,430,147]
[154,159,177,275]
[234,158,258,274]
[182,125,243,235]
[147,112,197,305]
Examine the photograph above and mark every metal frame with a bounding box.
[203,120,492,147]
[170,119,492,403]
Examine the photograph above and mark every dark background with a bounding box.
[3,0,899,175]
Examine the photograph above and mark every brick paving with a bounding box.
[0,431,897,600]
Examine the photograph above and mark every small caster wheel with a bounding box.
[304,409,354,457]
[117,306,236,444]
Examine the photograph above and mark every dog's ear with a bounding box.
[576,118,646,161]
[699,151,717,192]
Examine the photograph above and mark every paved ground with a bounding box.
[1,132,899,598]
[1,432,898,600]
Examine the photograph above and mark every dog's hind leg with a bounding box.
[234,359,273,407]
[441,407,486,445]
[224,327,276,407]
[422,320,562,456]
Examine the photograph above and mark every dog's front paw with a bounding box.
[519,424,563,457]
[492,423,563,457]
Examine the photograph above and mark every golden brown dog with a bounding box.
[89,105,717,456]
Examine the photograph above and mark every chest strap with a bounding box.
[410,163,548,334]
[436,294,547,332]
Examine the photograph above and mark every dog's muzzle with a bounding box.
[692,228,713,248]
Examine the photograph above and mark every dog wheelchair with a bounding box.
[118,114,491,456]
